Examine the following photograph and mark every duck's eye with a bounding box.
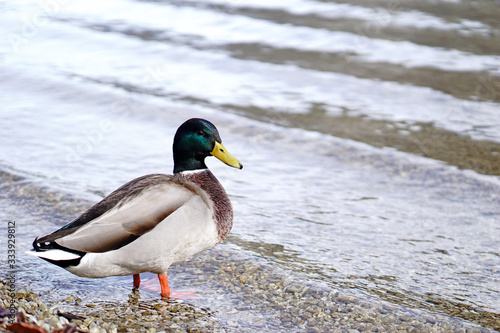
[196,130,205,137]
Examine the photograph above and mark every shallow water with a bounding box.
[1,0,499,331]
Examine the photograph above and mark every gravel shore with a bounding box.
[1,256,497,333]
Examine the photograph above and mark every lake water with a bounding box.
[1,0,499,331]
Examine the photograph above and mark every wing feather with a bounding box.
[36,174,198,253]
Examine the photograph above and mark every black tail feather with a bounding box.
[32,237,86,268]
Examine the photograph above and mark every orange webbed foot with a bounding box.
[133,274,141,290]
[133,273,199,299]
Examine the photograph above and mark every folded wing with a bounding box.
[35,174,198,253]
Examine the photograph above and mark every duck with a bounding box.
[29,118,242,298]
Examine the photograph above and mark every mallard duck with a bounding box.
[29,118,242,298]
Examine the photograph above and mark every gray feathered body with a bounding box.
[31,169,233,278]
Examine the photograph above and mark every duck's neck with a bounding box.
[175,169,233,240]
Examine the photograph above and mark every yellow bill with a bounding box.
[211,141,243,169]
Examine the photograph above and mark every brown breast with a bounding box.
[175,170,234,241]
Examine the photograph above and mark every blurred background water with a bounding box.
[0,0,499,331]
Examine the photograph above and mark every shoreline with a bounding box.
[1,270,497,333]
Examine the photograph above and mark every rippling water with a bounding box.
[1,0,499,331]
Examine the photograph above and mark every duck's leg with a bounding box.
[158,274,170,298]
[133,274,141,290]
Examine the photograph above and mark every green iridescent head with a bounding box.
[173,118,243,173]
